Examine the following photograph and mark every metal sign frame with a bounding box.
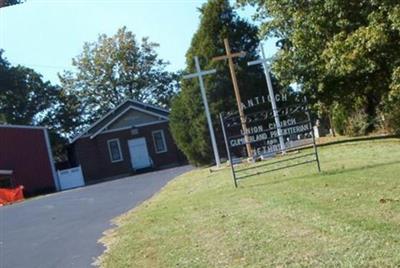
[220,101,321,188]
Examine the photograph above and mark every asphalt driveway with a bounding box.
[0,165,192,268]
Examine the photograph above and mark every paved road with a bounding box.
[0,165,192,268]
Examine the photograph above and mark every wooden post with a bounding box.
[212,38,252,158]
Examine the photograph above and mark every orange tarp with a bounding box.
[0,186,24,206]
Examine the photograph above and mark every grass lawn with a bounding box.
[98,138,400,267]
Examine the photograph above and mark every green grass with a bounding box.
[98,139,400,267]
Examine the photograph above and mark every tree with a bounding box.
[0,50,59,126]
[0,0,24,8]
[0,50,69,160]
[239,0,400,132]
[59,27,179,134]
[170,0,284,165]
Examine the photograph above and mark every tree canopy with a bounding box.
[239,0,400,124]
[0,0,24,8]
[0,50,58,126]
[170,0,285,165]
[59,27,179,136]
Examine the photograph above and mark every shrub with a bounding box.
[380,92,400,135]
[345,110,371,136]
[331,102,348,135]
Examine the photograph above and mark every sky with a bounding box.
[0,0,278,84]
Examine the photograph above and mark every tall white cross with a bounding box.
[248,43,286,152]
[183,56,221,167]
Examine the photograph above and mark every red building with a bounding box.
[0,125,59,196]
[70,99,186,183]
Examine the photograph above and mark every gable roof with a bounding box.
[70,99,169,143]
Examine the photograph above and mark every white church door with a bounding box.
[128,138,152,170]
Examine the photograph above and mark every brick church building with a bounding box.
[70,99,185,183]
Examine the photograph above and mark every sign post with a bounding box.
[183,56,221,167]
[248,43,286,152]
[220,98,321,188]
[220,113,237,187]
[212,38,252,158]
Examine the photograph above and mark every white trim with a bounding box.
[135,120,168,128]
[0,170,13,175]
[0,124,46,130]
[90,106,169,140]
[107,138,124,163]
[43,128,60,191]
[131,99,170,113]
[101,126,133,135]
[70,99,169,143]
[152,129,168,154]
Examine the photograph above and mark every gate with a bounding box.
[57,166,85,190]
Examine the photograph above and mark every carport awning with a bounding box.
[0,170,13,175]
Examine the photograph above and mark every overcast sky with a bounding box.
[0,0,278,84]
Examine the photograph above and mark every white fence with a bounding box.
[57,166,85,190]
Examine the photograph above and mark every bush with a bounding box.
[331,102,348,135]
[380,92,400,135]
[345,110,371,136]
[331,101,375,137]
